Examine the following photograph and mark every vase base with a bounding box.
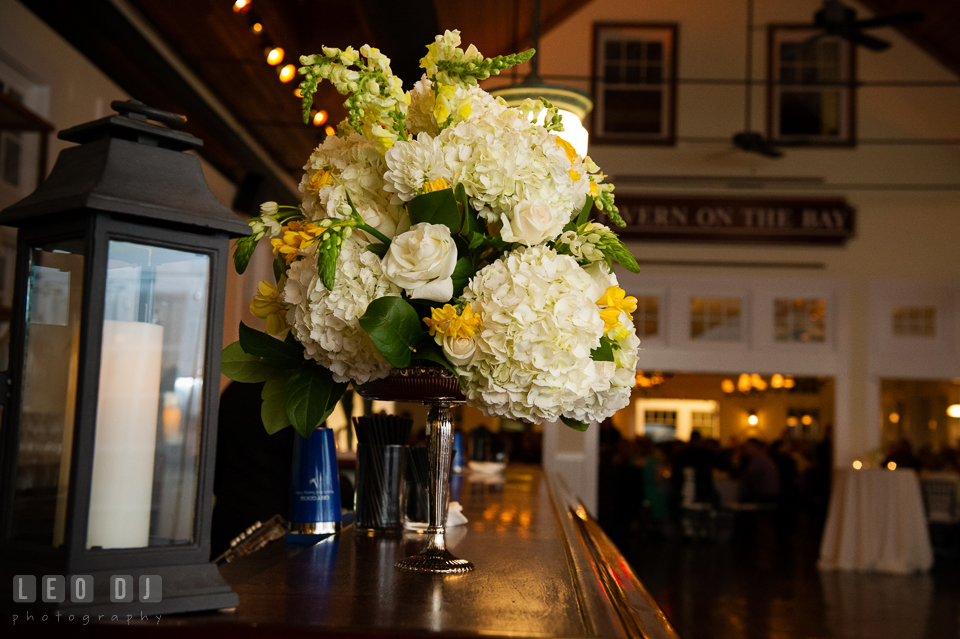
[395,548,475,574]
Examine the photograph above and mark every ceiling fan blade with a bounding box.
[849,30,891,51]
[857,11,925,29]
[732,132,784,158]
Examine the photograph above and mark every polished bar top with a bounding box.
[161,466,678,639]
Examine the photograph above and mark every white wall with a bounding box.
[532,0,960,467]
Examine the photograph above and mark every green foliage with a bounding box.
[561,416,590,432]
[358,297,422,368]
[221,342,276,383]
[261,376,292,434]
[451,257,475,297]
[238,322,304,369]
[284,366,349,438]
[407,189,461,235]
[273,256,287,283]
[590,336,617,362]
[366,243,390,257]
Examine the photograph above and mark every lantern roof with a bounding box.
[0,100,251,237]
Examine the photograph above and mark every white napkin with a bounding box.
[403,501,468,531]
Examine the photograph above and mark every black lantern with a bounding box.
[0,101,248,615]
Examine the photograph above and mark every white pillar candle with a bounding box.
[86,319,164,549]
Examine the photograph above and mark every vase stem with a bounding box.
[395,401,474,573]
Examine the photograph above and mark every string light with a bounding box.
[294,88,303,98]
[312,110,328,126]
[252,22,263,34]
[324,125,336,136]
[233,0,250,13]
[747,413,759,426]
[887,461,897,470]
[948,404,960,418]
[801,414,813,426]
[889,412,900,424]
[278,64,296,83]
[852,460,863,470]
[266,47,284,65]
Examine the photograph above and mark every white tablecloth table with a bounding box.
[818,468,933,574]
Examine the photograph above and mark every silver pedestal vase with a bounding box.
[356,367,474,574]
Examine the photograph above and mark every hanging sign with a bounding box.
[595,195,856,245]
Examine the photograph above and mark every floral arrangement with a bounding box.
[222,31,640,437]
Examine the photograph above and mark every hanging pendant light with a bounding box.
[488,0,592,157]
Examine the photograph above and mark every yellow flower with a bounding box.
[423,303,482,339]
[306,169,334,195]
[433,101,450,123]
[422,177,449,193]
[589,180,599,196]
[269,221,325,265]
[250,280,287,335]
[569,169,581,182]
[556,137,577,163]
[458,103,472,120]
[596,286,638,332]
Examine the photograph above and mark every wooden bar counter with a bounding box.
[160,466,679,639]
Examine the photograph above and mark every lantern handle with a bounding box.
[111,100,187,128]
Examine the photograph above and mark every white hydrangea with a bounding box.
[299,132,406,239]
[283,236,400,384]
[561,264,640,424]
[457,246,609,424]
[382,101,590,246]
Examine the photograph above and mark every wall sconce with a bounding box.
[947,404,960,419]
[747,412,759,426]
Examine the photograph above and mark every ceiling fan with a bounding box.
[807,0,925,52]
[731,0,782,158]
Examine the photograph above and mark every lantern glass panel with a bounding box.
[86,240,210,550]
[11,239,86,546]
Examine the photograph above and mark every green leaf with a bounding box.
[233,236,259,275]
[261,375,292,434]
[239,322,303,369]
[407,189,461,235]
[451,257,475,297]
[366,243,390,258]
[221,341,276,383]
[561,416,590,432]
[358,296,422,368]
[410,337,457,375]
[468,231,485,250]
[454,183,482,237]
[591,336,617,362]
[563,196,594,233]
[284,365,349,438]
[273,255,287,283]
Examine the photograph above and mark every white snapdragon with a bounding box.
[283,237,400,383]
[381,223,458,302]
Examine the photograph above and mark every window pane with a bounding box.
[781,42,799,62]
[625,63,642,84]
[605,40,622,61]
[604,89,663,134]
[625,40,643,60]
[775,298,826,343]
[11,240,86,546]
[646,65,663,83]
[86,241,210,549]
[646,41,663,61]
[779,91,823,136]
[604,64,621,83]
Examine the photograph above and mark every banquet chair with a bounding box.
[920,471,960,555]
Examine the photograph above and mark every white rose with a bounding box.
[501,201,558,246]
[381,222,458,302]
[443,334,477,367]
